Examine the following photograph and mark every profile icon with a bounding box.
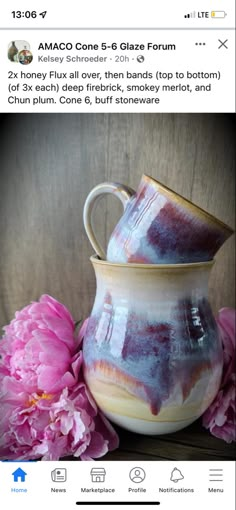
[18,48,33,65]
[129,467,146,483]
[8,40,33,64]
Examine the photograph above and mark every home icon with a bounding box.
[90,467,106,483]
[12,467,27,482]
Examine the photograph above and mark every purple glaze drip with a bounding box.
[83,295,221,415]
[147,201,223,261]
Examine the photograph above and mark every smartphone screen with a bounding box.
[0,1,235,509]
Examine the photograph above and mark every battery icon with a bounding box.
[211,11,227,18]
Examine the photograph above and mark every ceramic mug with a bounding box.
[83,174,233,263]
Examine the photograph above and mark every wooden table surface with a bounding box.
[66,419,235,461]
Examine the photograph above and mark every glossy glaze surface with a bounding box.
[107,175,233,263]
[83,257,223,434]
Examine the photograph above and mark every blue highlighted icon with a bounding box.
[12,467,27,482]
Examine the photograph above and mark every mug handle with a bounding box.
[83,182,136,259]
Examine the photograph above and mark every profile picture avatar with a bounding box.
[8,40,33,65]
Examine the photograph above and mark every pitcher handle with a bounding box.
[83,182,136,259]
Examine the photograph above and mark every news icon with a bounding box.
[51,468,67,482]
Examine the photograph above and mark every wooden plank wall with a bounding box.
[0,114,235,330]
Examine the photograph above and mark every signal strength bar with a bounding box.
[184,12,196,18]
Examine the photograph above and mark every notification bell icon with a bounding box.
[170,467,184,482]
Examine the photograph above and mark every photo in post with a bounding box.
[0,113,235,462]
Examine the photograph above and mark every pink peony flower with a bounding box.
[217,308,236,387]
[0,295,119,460]
[202,308,236,443]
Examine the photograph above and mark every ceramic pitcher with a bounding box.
[82,257,223,435]
[83,175,233,263]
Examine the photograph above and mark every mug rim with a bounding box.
[142,174,234,235]
[90,254,215,270]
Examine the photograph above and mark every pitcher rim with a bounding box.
[90,255,215,270]
[143,174,234,235]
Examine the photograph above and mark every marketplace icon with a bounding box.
[8,40,33,65]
